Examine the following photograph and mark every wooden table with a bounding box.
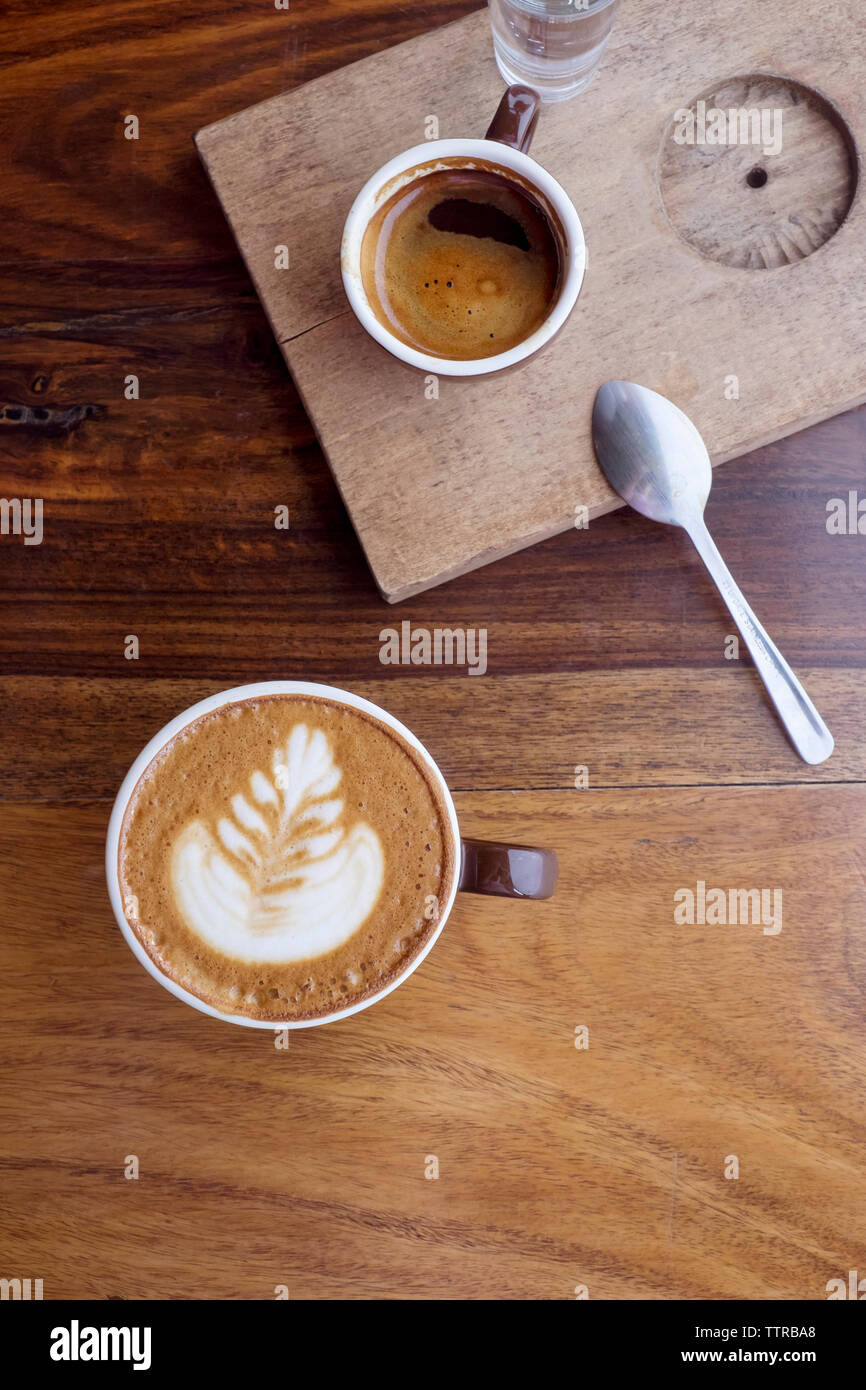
[1,0,864,1300]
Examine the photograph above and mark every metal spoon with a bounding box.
[592,380,833,765]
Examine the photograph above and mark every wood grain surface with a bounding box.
[1,0,865,1301]
[196,0,866,599]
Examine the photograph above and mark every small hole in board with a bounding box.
[746,166,768,189]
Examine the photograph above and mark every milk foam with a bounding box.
[170,723,385,962]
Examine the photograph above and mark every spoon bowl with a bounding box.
[592,380,712,527]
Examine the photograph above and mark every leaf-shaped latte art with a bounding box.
[171,724,384,962]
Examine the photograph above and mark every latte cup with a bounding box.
[341,85,586,377]
[106,682,558,1030]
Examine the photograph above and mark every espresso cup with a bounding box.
[105,681,558,1030]
[341,85,586,377]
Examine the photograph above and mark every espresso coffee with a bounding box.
[117,695,456,1022]
[360,163,561,360]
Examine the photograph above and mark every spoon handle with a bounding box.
[685,516,834,765]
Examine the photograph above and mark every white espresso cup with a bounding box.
[341,85,586,377]
[106,681,558,1030]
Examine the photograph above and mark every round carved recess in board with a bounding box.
[657,74,858,269]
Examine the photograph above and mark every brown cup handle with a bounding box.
[485,84,541,154]
[458,838,558,899]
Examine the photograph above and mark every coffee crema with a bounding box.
[360,163,562,360]
[117,695,456,1021]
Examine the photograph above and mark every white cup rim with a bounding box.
[341,138,586,377]
[105,681,462,1029]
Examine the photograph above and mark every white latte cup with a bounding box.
[341,85,586,377]
[106,681,558,1030]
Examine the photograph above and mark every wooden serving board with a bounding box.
[196,0,866,602]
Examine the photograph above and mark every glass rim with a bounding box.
[489,0,617,12]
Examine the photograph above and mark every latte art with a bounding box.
[171,725,385,962]
[117,694,456,1021]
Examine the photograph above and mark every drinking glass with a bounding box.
[487,0,620,102]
